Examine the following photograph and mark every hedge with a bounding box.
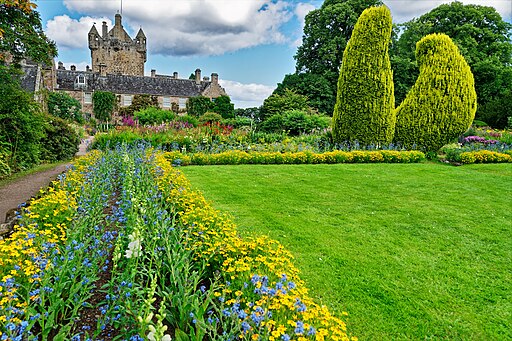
[164,150,425,166]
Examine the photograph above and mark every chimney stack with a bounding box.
[151,69,156,77]
[211,73,218,85]
[57,61,65,70]
[203,76,210,81]
[173,72,178,79]
[115,13,122,27]
[86,65,90,72]
[195,68,201,84]
[102,21,108,38]
[70,65,76,71]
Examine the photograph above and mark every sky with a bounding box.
[36,0,512,108]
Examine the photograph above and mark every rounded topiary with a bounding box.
[394,33,477,152]
[332,5,395,145]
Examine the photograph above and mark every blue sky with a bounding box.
[36,0,512,108]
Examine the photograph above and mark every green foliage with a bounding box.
[476,89,512,129]
[0,65,45,170]
[186,96,213,117]
[165,150,425,166]
[119,94,159,117]
[260,110,330,136]
[40,115,80,162]
[176,115,199,127]
[134,107,176,125]
[222,117,253,129]
[0,3,57,64]
[394,33,477,152]
[213,95,234,119]
[47,92,84,123]
[275,73,335,115]
[198,112,223,124]
[92,91,116,123]
[280,0,383,115]
[234,107,262,122]
[261,89,309,119]
[390,1,512,126]
[333,6,395,145]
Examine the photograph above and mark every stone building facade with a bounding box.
[88,14,146,77]
[21,14,227,116]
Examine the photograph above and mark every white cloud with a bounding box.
[59,0,294,56]
[220,79,275,108]
[46,15,113,50]
[293,2,317,46]
[384,0,512,23]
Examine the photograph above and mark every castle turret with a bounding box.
[89,14,146,76]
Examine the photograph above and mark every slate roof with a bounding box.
[56,70,210,97]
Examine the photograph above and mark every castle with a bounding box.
[21,13,227,115]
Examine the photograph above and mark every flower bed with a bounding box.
[459,150,512,164]
[1,146,357,340]
[163,150,425,166]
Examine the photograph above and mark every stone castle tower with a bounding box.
[88,14,146,76]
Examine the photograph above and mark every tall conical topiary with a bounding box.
[332,6,395,145]
[394,33,477,152]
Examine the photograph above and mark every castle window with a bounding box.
[123,95,133,106]
[163,97,171,108]
[178,98,187,109]
[76,75,85,84]
[84,92,92,104]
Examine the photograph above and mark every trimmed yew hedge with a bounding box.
[164,150,425,166]
[333,6,395,145]
[394,33,477,152]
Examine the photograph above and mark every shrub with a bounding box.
[212,95,235,119]
[0,65,45,170]
[333,6,395,145]
[134,107,176,125]
[460,150,512,164]
[47,92,84,123]
[260,110,330,136]
[222,117,253,128]
[261,89,309,120]
[186,96,213,117]
[40,115,80,162]
[198,112,223,124]
[176,115,199,127]
[394,33,477,152]
[93,91,117,123]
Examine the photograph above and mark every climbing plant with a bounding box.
[92,91,116,126]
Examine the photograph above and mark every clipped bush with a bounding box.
[176,115,199,127]
[333,6,395,145]
[198,112,223,124]
[394,33,477,152]
[40,115,80,162]
[134,107,175,125]
[164,150,425,166]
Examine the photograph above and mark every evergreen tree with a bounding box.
[394,33,477,152]
[332,6,395,145]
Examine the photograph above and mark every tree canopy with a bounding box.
[391,1,512,127]
[261,89,310,120]
[275,0,383,116]
[0,0,57,64]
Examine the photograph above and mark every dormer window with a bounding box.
[76,75,85,84]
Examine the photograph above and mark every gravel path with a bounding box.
[0,136,93,222]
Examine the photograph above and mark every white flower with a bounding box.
[161,335,172,341]
[125,238,142,258]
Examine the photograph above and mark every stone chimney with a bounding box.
[173,72,178,79]
[115,13,122,28]
[211,73,218,85]
[70,65,76,71]
[151,69,156,77]
[195,68,201,84]
[86,65,90,72]
[57,61,65,70]
[102,21,108,38]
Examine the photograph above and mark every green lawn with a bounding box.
[181,163,512,340]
